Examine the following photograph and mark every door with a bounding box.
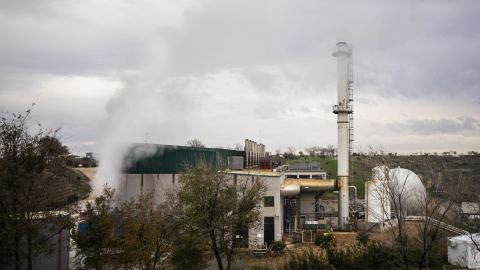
[264,217,275,246]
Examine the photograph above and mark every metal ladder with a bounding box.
[348,49,354,184]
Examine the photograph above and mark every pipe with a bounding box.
[280,179,341,197]
[280,180,300,197]
[349,186,357,211]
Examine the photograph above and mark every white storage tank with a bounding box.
[388,167,426,215]
[365,180,390,223]
[370,166,426,216]
[448,234,480,269]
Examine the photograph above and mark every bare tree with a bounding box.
[275,148,282,156]
[287,146,296,156]
[327,145,336,157]
[305,147,318,157]
[234,143,243,151]
[366,154,465,269]
[412,165,462,270]
[456,169,480,255]
[186,138,205,148]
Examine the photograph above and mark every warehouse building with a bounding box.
[119,140,333,247]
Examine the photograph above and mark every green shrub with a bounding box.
[356,232,370,246]
[270,240,286,253]
[315,233,335,248]
[169,236,209,270]
[407,237,446,269]
[67,195,79,203]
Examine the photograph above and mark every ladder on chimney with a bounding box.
[348,51,354,184]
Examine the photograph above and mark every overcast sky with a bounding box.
[1,0,480,158]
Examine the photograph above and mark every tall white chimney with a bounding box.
[332,42,352,230]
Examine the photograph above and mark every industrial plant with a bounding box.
[71,42,477,270]
[2,41,475,270]
[111,42,429,249]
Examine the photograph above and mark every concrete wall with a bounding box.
[116,172,286,248]
[116,174,179,204]
[6,223,69,270]
[298,192,318,223]
[231,173,285,247]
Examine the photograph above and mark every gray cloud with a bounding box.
[388,116,480,135]
[1,0,479,157]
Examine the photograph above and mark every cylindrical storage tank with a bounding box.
[228,156,244,170]
[365,180,391,223]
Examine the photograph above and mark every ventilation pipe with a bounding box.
[333,42,353,230]
[280,179,342,197]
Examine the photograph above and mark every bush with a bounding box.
[169,235,209,270]
[356,232,370,246]
[283,247,332,270]
[315,233,335,248]
[407,237,446,269]
[270,240,286,253]
[67,195,79,203]
[326,240,402,270]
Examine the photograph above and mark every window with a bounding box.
[264,196,274,207]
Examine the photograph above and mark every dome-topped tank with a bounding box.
[388,167,426,215]
[369,166,426,216]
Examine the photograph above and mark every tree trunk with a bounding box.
[27,233,33,270]
[211,231,224,270]
[213,245,223,270]
[226,236,237,270]
[226,255,232,270]
[15,235,21,270]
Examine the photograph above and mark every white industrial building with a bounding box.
[117,140,339,247]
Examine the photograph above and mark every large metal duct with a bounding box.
[280,179,341,197]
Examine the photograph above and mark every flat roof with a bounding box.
[225,169,284,177]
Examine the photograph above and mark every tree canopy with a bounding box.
[171,163,267,270]
[0,107,71,270]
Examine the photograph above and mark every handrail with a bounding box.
[405,216,468,235]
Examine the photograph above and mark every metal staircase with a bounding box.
[405,216,468,235]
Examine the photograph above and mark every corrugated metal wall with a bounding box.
[122,144,243,174]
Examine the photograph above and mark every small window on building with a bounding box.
[264,196,274,207]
